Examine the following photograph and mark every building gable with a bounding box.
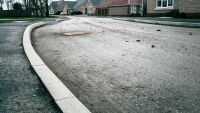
[86,0,94,8]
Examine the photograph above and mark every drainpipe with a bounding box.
[128,0,130,16]
[142,0,144,16]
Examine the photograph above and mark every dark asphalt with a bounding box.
[0,21,61,113]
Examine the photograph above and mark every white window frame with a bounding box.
[155,0,174,10]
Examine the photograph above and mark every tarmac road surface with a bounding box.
[0,21,61,113]
[33,16,200,113]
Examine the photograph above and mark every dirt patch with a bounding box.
[62,31,90,36]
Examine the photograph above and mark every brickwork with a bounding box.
[179,0,200,13]
[147,0,200,18]
[108,5,129,16]
[85,0,96,14]
[147,0,179,14]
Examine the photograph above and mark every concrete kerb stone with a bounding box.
[114,18,200,28]
[23,22,91,113]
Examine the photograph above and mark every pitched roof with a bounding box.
[110,0,142,6]
[64,1,77,9]
[90,0,103,6]
[75,0,87,9]
[97,0,115,8]
[75,0,102,8]
[50,1,65,13]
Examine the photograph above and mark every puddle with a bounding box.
[62,31,90,36]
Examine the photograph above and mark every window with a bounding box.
[162,0,167,7]
[157,0,161,7]
[168,0,173,6]
[156,0,173,8]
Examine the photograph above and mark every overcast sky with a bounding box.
[53,0,76,1]
[3,0,76,10]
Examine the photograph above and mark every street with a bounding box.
[0,21,61,113]
[32,16,200,113]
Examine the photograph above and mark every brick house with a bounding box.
[49,0,65,15]
[96,0,115,16]
[75,0,88,13]
[75,0,102,15]
[108,0,143,16]
[62,1,77,15]
[147,0,200,18]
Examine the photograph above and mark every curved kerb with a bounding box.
[23,22,91,113]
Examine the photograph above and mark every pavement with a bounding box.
[113,17,200,28]
[0,21,62,113]
[32,16,200,113]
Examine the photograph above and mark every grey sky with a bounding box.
[2,0,76,10]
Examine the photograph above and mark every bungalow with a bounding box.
[62,1,77,15]
[49,0,65,15]
[75,0,102,15]
[96,0,115,16]
[75,0,87,13]
[108,0,143,16]
[147,0,200,18]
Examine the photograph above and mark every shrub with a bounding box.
[13,2,23,11]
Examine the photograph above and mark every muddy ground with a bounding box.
[33,16,200,113]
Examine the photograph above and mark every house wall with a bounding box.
[63,5,69,14]
[76,0,87,13]
[76,6,83,12]
[108,5,129,16]
[147,0,179,16]
[147,0,200,18]
[179,0,200,18]
[85,0,96,15]
[179,0,200,13]
[96,8,108,16]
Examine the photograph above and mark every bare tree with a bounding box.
[31,0,39,16]
[5,0,12,10]
[22,0,28,15]
[45,0,49,17]
[0,0,3,16]
[22,0,49,17]
[0,0,4,10]
[38,0,44,17]
[22,0,33,16]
